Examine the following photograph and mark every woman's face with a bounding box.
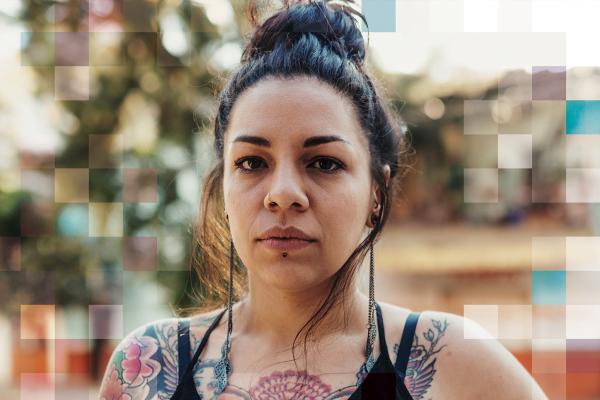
[222,76,386,292]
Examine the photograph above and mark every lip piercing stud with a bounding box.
[282,252,288,257]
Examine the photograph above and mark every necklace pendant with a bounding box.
[212,356,231,394]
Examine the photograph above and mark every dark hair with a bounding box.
[190,0,411,376]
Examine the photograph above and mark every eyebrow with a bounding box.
[231,135,352,148]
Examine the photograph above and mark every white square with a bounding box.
[429,0,463,32]
[566,236,600,271]
[464,0,498,32]
[498,134,532,168]
[566,305,600,339]
[464,304,498,339]
[566,168,600,203]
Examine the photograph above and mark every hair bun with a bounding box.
[243,0,367,65]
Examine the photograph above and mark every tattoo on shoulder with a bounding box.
[393,316,449,400]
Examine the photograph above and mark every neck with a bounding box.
[234,278,371,351]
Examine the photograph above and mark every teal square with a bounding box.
[361,0,396,33]
[57,204,89,237]
[566,100,600,134]
[532,270,566,305]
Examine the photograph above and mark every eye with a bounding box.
[309,157,345,173]
[234,157,265,173]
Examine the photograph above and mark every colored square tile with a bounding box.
[532,270,566,305]
[21,169,54,201]
[498,305,532,339]
[55,168,89,203]
[90,0,123,32]
[566,236,600,271]
[21,305,55,340]
[89,134,123,168]
[566,168,600,203]
[123,0,157,32]
[361,0,396,32]
[20,201,56,237]
[533,304,565,339]
[56,204,89,237]
[124,236,157,271]
[20,32,54,66]
[463,304,498,339]
[464,168,499,203]
[428,0,463,32]
[566,67,600,100]
[532,339,566,373]
[55,66,90,101]
[89,202,124,237]
[498,168,532,208]
[567,271,600,305]
[566,339,600,372]
[566,100,600,134]
[566,136,600,168]
[463,100,498,135]
[55,307,89,340]
[123,168,158,203]
[533,66,566,100]
[498,0,532,32]
[531,372,566,400]
[566,305,600,339]
[89,169,122,202]
[532,237,565,271]
[463,135,498,168]
[0,237,21,271]
[498,134,532,169]
[464,0,498,32]
[55,340,90,373]
[55,32,89,66]
[90,32,125,66]
[89,305,123,339]
[19,150,55,169]
[53,0,89,32]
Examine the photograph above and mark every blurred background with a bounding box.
[1,0,600,399]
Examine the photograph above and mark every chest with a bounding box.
[188,332,375,399]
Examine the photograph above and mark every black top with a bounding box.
[171,302,421,399]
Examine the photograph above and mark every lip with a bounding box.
[257,225,317,242]
[259,238,315,251]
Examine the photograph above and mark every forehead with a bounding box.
[225,76,367,149]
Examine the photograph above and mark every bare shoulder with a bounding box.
[389,308,549,400]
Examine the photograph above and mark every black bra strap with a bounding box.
[177,318,191,382]
[171,308,228,399]
[394,311,421,376]
[374,302,390,360]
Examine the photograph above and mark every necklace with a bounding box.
[210,304,378,395]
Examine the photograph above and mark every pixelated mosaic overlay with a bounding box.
[1,0,600,398]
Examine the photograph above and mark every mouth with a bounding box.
[258,238,316,252]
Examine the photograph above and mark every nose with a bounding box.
[264,160,309,212]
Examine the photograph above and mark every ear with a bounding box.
[366,164,391,228]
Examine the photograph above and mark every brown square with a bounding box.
[123,168,157,203]
[20,202,56,236]
[89,134,123,168]
[55,168,89,203]
[123,236,157,271]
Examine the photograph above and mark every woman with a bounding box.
[99,1,549,399]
